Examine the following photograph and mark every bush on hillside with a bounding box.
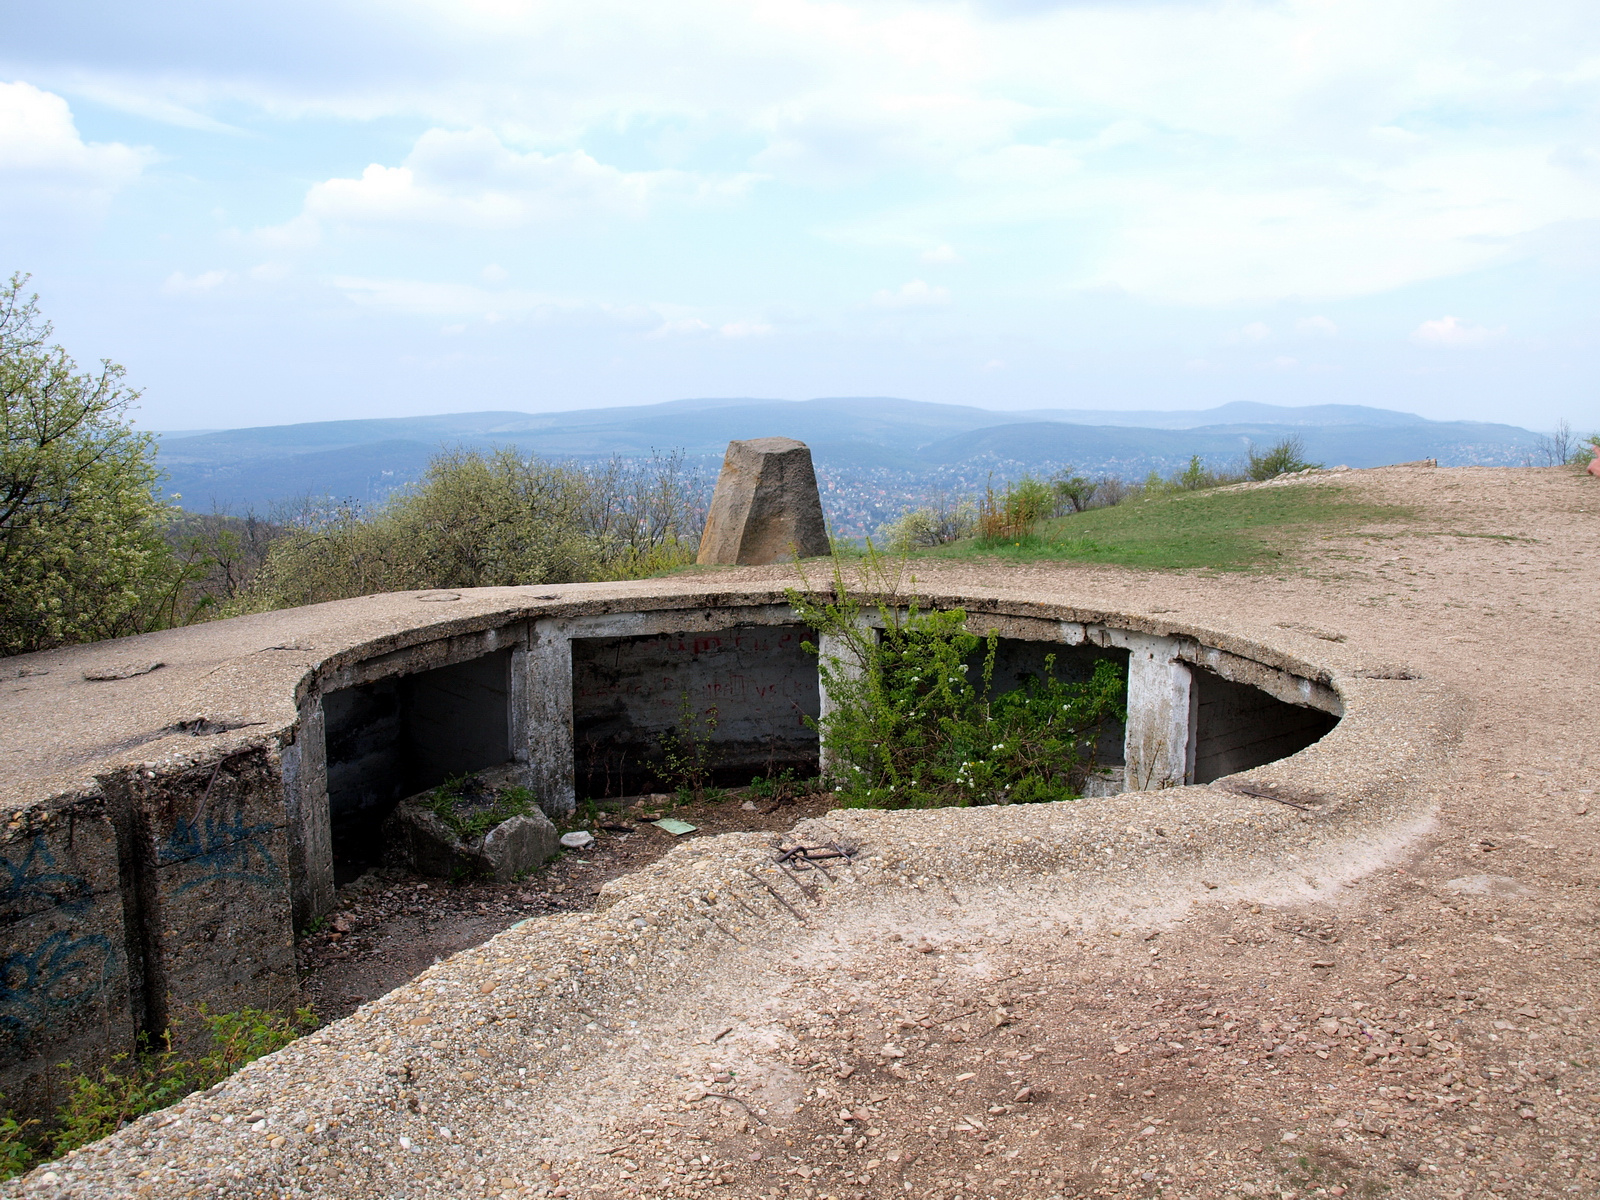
[1246,435,1322,480]
[235,448,703,610]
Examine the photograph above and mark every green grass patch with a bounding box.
[920,484,1416,571]
[425,775,536,840]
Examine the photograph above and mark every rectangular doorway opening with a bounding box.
[323,649,513,884]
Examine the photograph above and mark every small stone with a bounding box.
[1013,1086,1034,1103]
[1519,1107,1537,1120]
[559,831,595,850]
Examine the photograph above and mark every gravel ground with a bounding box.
[300,790,840,1024]
[7,464,1598,1200]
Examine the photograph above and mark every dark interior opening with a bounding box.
[572,625,819,799]
[1191,666,1338,785]
[323,649,512,884]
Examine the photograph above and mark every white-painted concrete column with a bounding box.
[521,619,576,817]
[280,698,334,930]
[1117,632,1198,791]
[815,619,876,780]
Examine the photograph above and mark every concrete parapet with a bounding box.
[0,574,1363,1113]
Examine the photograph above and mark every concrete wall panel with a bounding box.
[572,624,819,798]
[124,749,298,1050]
[0,791,131,1116]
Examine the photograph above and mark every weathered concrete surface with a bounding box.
[0,788,131,1116]
[117,748,299,1051]
[695,437,830,565]
[572,622,818,797]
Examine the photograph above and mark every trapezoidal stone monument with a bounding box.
[696,436,831,565]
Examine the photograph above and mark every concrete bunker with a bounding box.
[0,586,1360,1115]
[323,648,513,884]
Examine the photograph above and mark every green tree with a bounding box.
[0,274,178,656]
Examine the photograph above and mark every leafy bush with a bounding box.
[0,1006,316,1178]
[233,448,703,612]
[1246,436,1322,480]
[875,496,978,550]
[789,550,1125,808]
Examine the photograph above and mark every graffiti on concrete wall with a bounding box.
[0,837,93,925]
[0,931,115,1054]
[158,812,283,895]
[0,836,113,1053]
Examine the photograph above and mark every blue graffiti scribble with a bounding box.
[0,931,114,1050]
[0,837,91,924]
[158,813,282,894]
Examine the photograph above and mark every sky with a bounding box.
[2,0,1598,432]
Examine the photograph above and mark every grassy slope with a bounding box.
[920,483,1417,571]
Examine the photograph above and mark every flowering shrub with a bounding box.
[788,550,1125,808]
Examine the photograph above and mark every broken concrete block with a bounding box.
[383,778,558,884]
[696,437,830,565]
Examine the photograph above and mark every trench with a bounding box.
[314,613,1339,882]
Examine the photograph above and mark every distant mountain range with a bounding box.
[152,397,1545,527]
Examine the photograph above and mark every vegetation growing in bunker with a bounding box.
[789,552,1126,809]
[424,775,537,840]
[0,1005,316,1179]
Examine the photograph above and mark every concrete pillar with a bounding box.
[1120,633,1197,791]
[521,620,576,817]
[815,618,876,780]
[281,699,333,930]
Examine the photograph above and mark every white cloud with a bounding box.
[921,243,962,264]
[1240,321,1272,342]
[719,320,773,338]
[480,263,508,284]
[873,279,951,307]
[1296,316,1338,337]
[277,127,757,237]
[162,270,230,294]
[1411,316,1506,346]
[650,318,713,338]
[0,81,152,215]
